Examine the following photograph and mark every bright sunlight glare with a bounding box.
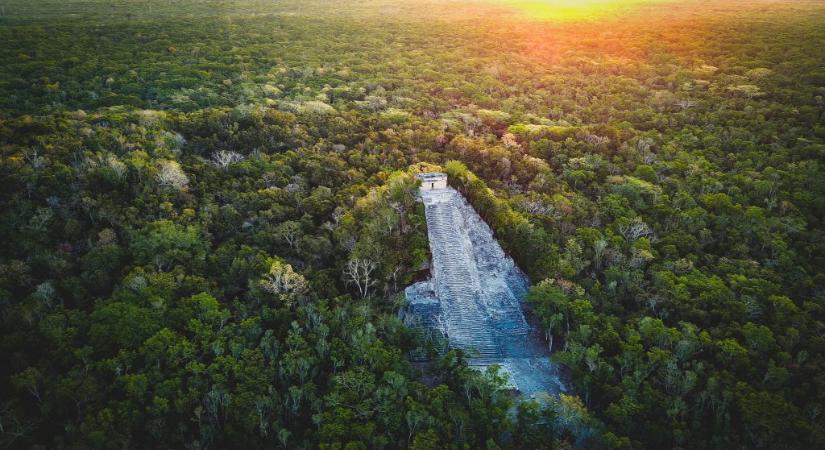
[488,0,675,21]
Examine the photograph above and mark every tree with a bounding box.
[211,150,244,169]
[155,159,189,190]
[130,220,207,270]
[274,221,303,251]
[343,257,378,299]
[260,260,308,305]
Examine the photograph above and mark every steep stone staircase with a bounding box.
[421,188,529,358]
[406,184,567,396]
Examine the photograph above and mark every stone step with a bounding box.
[418,187,535,360]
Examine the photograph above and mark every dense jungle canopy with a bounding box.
[1,0,824,449]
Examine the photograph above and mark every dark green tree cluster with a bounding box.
[2,0,825,449]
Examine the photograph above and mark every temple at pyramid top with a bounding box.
[416,172,447,191]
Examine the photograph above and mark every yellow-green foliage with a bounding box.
[1,1,825,449]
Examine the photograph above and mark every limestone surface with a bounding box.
[405,186,566,396]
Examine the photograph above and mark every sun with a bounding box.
[488,0,675,21]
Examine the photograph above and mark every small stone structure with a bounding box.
[416,172,448,191]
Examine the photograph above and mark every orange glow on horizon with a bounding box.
[486,0,676,21]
